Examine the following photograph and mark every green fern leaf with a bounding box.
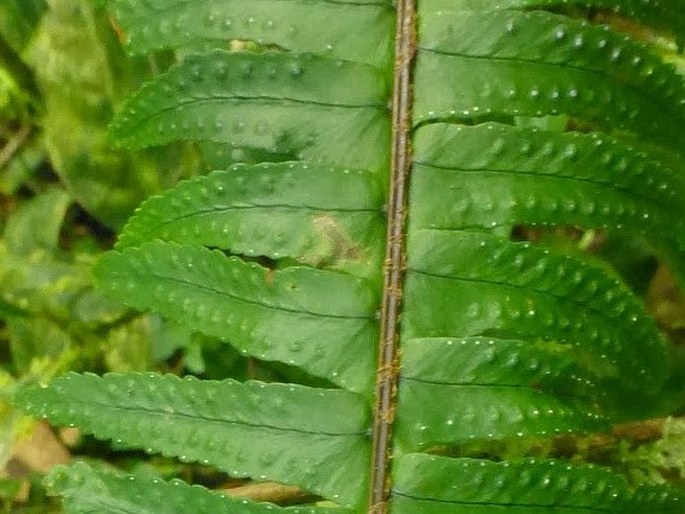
[397,336,608,450]
[115,162,385,277]
[405,230,669,391]
[439,0,685,39]
[415,10,685,151]
[411,122,685,281]
[391,453,685,513]
[95,242,378,392]
[46,462,345,514]
[19,372,370,505]
[111,0,394,67]
[109,50,391,171]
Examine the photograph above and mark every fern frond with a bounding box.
[19,373,370,506]
[415,9,685,151]
[405,231,668,391]
[115,162,385,277]
[438,0,685,38]
[46,462,345,514]
[111,0,394,67]
[94,243,378,392]
[391,454,685,513]
[396,336,607,450]
[109,50,391,171]
[13,1,685,512]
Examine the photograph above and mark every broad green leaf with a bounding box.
[3,189,70,255]
[413,123,685,217]
[0,0,45,55]
[391,454,685,513]
[102,316,152,373]
[111,0,394,68]
[396,337,606,450]
[433,0,685,38]
[116,162,385,278]
[404,230,669,393]
[94,241,379,392]
[26,0,175,228]
[420,10,685,120]
[411,123,685,282]
[401,337,599,393]
[109,50,391,172]
[18,373,371,507]
[397,380,605,452]
[414,50,685,150]
[414,10,685,151]
[47,462,346,514]
[0,242,88,318]
[197,141,296,169]
[7,317,71,375]
[71,288,129,326]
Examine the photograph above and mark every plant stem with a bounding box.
[368,1,416,512]
[225,482,314,505]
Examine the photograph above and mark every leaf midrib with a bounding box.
[391,492,627,513]
[64,399,369,437]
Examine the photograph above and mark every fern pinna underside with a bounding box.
[15,1,685,512]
